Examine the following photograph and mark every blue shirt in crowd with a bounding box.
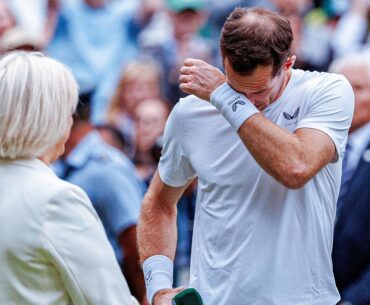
[47,0,140,122]
[53,131,144,264]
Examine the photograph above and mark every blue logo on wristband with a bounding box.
[232,100,246,112]
[145,270,153,284]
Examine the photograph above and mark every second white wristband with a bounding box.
[142,255,174,305]
[210,82,259,131]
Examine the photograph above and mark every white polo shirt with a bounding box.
[158,69,354,305]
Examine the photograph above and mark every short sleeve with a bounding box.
[43,184,133,305]
[158,101,196,187]
[295,74,354,161]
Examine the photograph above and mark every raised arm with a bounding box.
[236,114,335,189]
[180,58,354,189]
[137,171,191,305]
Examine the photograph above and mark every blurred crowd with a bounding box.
[1,0,370,304]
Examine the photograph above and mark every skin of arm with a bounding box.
[137,171,190,304]
[179,58,336,189]
[237,115,335,189]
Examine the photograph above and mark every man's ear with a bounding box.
[284,55,296,71]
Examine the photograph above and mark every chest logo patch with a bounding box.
[283,107,300,120]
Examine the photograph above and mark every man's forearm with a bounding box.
[237,113,334,189]
[137,189,179,304]
[137,193,178,264]
[137,171,189,304]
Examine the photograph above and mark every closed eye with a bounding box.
[252,88,268,95]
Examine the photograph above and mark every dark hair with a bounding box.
[74,90,94,122]
[220,7,293,76]
[95,124,127,151]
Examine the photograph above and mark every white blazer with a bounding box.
[0,158,138,305]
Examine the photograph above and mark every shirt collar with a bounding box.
[1,157,56,175]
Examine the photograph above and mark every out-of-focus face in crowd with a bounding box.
[340,63,370,132]
[272,0,312,15]
[271,0,312,58]
[134,98,169,153]
[119,75,161,116]
[0,2,15,37]
[169,8,206,41]
[107,59,162,121]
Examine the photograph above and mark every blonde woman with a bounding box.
[105,58,163,158]
[0,52,138,305]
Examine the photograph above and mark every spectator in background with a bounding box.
[204,0,274,67]
[271,0,312,56]
[271,0,335,71]
[105,58,163,159]
[46,0,158,123]
[139,0,213,105]
[322,0,350,18]
[133,98,170,184]
[331,0,370,58]
[53,92,147,305]
[96,124,128,155]
[329,52,370,305]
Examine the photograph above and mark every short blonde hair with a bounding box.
[0,52,78,159]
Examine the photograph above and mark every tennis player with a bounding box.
[138,7,354,305]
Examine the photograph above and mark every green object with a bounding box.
[172,288,203,305]
[165,0,205,12]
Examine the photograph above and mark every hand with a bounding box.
[179,58,226,101]
[153,287,184,305]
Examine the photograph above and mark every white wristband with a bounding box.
[143,255,173,305]
[210,82,259,131]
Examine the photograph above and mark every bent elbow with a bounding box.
[279,165,310,190]
[281,179,307,190]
